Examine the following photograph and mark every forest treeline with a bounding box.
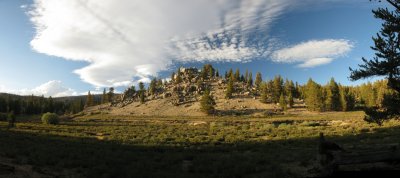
[0,94,94,116]
[218,67,395,112]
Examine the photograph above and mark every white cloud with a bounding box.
[0,81,77,97]
[271,39,353,68]
[27,1,355,86]
[27,0,294,87]
[297,58,333,68]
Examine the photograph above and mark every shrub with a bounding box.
[41,112,59,125]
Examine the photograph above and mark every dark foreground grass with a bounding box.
[1,111,400,177]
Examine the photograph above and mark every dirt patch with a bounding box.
[188,121,207,126]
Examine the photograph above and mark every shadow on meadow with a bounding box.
[1,122,400,178]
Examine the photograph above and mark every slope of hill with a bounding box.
[85,67,279,117]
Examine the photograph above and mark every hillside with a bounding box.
[85,67,282,117]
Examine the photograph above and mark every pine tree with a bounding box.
[279,93,287,111]
[228,68,233,80]
[340,86,355,111]
[149,78,157,95]
[139,82,145,103]
[325,78,341,111]
[350,1,400,92]
[85,91,94,107]
[101,88,108,104]
[260,82,269,103]
[245,69,249,83]
[234,68,240,81]
[208,65,215,78]
[201,64,214,80]
[349,1,400,121]
[108,87,114,103]
[47,96,54,113]
[140,91,145,103]
[305,78,324,112]
[200,89,216,115]
[285,79,295,99]
[216,70,219,77]
[288,92,294,108]
[255,72,262,90]
[295,81,300,98]
[226,79,234,99]
[247,72,253,88]
[272,75,283,103]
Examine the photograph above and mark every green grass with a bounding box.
[1,111,400,177]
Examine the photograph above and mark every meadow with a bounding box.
[1,111,400,177]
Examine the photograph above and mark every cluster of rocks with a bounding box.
[113,66,258,107]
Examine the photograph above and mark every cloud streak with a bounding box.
[271,39,353,68]
[0,81,77,97]
[28,0,294,87]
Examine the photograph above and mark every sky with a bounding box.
[0,0,391,97]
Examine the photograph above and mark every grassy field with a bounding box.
[1,111,400,177]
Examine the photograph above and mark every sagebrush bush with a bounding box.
[41,112,59,125]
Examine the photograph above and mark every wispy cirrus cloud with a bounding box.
[27,0,354,87]
[271,39,354,68]
[27,0,294,87]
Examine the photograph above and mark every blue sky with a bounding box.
[0,0,390,97]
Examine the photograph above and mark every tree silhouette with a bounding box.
[350,0,400,91]
[350,0,400,122]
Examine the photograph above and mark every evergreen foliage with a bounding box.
[107,87,114,103]
[279,93,287,111]
[85,91,94,108]
[226,79,234,99]
[325,78,341,111]
[260,82,269,103]
[305,79,324,112]
[234,68,240,81]
[272,76,283,103]
[101,88,108,104]
[288,92,294,108]
[339,86,356,111]
[350,0,400,122]
[247,72,253,88]
[350,0,400,92]
[228,68,233,80]
[149,78,157,95]
[255,72,262,90]
[200,89,216,115]
[245,69,249,83]
[139,82,146,104]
